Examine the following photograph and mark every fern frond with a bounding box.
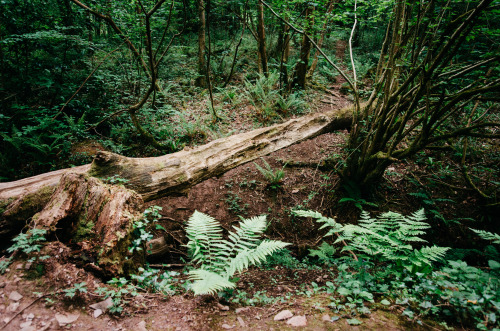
[293,210,341,235]
[470,228,500,244]
[225,240,290,276]
[185,212,290,295]
[188,270,235,296]
[185,211,223,267]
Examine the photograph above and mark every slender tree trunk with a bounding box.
[308,0,336,78]
[196,0,207,87]
[279,23,291,90]
[292,5,314,89]
[257,0,268,76]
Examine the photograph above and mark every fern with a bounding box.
[294,209,449,274]
[253,158,285,189]
[470,228,500,244]
[185,211,290,295]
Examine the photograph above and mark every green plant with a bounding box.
[295,209,449,275]
[0,258,12,274]
[7,228,47,255]
[253,159,286,190]
[130,267,178,295]
[224,191,248,215]
[408,191,457,225]
[338,181,377,210]
[102,175,130,185]
[244,71,281,121]
[470,228,500,244]
[309,242,337,264]
[129,205,163,254]
[185,211,290,295]
[64,282,87,298]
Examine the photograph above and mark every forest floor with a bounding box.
[0,85,493,331]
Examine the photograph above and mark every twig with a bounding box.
[148,263,185,268]
[1,291,60,330]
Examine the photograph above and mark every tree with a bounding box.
[70,0,188,151]
[257,0,268,76]
[196,0,207,87]
[342,0,500,191]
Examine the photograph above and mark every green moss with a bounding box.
[0,198,15,215]
[74,220,95,241]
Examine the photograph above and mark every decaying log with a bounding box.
[0,104,354,275]
[34,172,144,275]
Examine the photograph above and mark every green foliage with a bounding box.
[129,206,163,254]
[295,209,449,274]
[102,175,130,185]
[185,211,290,295]
[309,242,337,264]
[253,159,286,190]
[244,72,307,122]
[470,228,500,244]
[224,191,248,215]
[64,282,87,298]
[130,267,179,296]
[338,181,378,210]
[1,228,48,274]
[7,228,47,255]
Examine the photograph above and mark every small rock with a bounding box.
[26,313,35,320]
[93,309,103,318]
[235,307,250,314]
[136,320,148,331]
[287,315,307,327]
[221,324,234,329]
[292,189,299,194]
[20,320,32,328]
[9,290,23,301]
[237,317,246,327]
[24,262,32,270]
[16,263,23,270]
[90,298,113,311]
[217,303,230,311]
[7,301,19,312]
[19,326,35,331]
[39,320,53,331]
[55,313,80,326]
[274,310,293,321]
[323,275,328,279]
[322,314,331,322]
[0,282,5,288]
[3,317,10,324]
[316,276,322,282]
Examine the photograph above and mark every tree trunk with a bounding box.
[308,0,336,78]
[292,5,314,89]
[0,105,354,275]
[196,0,207,87]
[257,0,268,76]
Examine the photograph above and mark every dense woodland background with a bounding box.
[0,0,499,329]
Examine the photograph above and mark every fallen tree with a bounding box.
[0,104,353,275]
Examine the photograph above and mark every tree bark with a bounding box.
[196,0,207,87]
[308,0,336,78]
[0,105,354,275]
[257,0,268,76]
[292,5,314,89]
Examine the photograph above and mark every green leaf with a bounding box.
[380,299,391,306]
[347,318,362,325]
[488,260,500,270]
